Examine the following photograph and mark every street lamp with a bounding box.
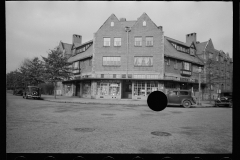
[125,27,131,78]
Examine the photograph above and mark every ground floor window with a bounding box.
[133,81,146,96]
[146,81,158,96]
[133,81,158,96]
[165,82,176,89]
[97,81,120,96]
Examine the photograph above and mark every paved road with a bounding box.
[6,93,232,153]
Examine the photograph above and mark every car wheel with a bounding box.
[183,100,191,108]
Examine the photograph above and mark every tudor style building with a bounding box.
[163,34,204,94]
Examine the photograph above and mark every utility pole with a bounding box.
[198,67,202,105]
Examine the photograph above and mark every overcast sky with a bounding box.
[6,1,232,73]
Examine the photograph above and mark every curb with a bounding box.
[43,99,145,106]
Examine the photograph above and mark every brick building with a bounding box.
[61,13,165,100]
[57,13,232,101]
[194,37,233,99]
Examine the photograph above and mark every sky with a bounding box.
[6,1,233,73]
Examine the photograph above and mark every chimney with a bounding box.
[72,34,82,45]
[186,32,197,45]
[158,26,163,31]
[120,18,126,22]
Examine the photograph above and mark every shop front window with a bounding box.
[134,81,146,96]
[97,81,120,96]
[109,83,120,96]
[146,81,158,96]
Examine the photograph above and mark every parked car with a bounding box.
[13,89,23,96]
[23,86,41,99]
[215,91,232,107]
[166,90,196,108]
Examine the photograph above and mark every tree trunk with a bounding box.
[54,81,56,99]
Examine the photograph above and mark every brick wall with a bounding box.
[93,13,164,77]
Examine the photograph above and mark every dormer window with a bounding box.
[143,21,146,26]
[111,22,114,27]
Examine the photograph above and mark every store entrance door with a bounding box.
[122,81,132,99]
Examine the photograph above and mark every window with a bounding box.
[146,82,158,96]
[216,55,219,61]
[103,57,121,66]
[72,61,80,74]
[183,62,191,71]
[166,58,170,66]
[111,22,114,27]
[114,38,121,46]
[135,37,142,46]
[143,21,146,26]
[134,57,153,66]
[146,37,153,46]
[174,60,178,69]
[134,81,146,96]
[179,91,189,95]
[103,38,110,46]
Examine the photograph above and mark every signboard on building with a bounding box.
[180,77,189,82]
[181,69,192,76]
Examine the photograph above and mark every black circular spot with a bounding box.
[14,156,26,160]
[73,156,86,160]
[147,91,168,111]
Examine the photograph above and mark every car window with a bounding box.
[169,91,178,96]
[179,91,189,96]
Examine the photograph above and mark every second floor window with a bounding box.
[183,62,191,71]
[103,57,121,66]
[135,37,142,46]
[134,57,153,66]
[114,38,121,46]
[104,38,110,46]
[146,37,153,46]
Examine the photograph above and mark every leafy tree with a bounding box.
[200,58,225,102]
[41,48,73,99]
[18,57,45,87]
[6,70,23,91]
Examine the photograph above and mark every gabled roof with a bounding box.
[68,44,93,63]
[195,41,208,55]
[165,36,190,47]
[75,40,93,49]
[61,42,72,55]
[164,36,203,65]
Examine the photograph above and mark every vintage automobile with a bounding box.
[166,90,196,108]
[23,86,41,99]
[13,89,23,96]
[215,91,232,107]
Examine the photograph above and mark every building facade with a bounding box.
[194,37,233,100]
[57,13,232,101]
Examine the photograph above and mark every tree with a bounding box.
[41,48,73,99]
[200,58,225,102]
[6,70,23,90]
[18,57,45,87]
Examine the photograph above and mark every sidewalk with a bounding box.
[41,94,215,108]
